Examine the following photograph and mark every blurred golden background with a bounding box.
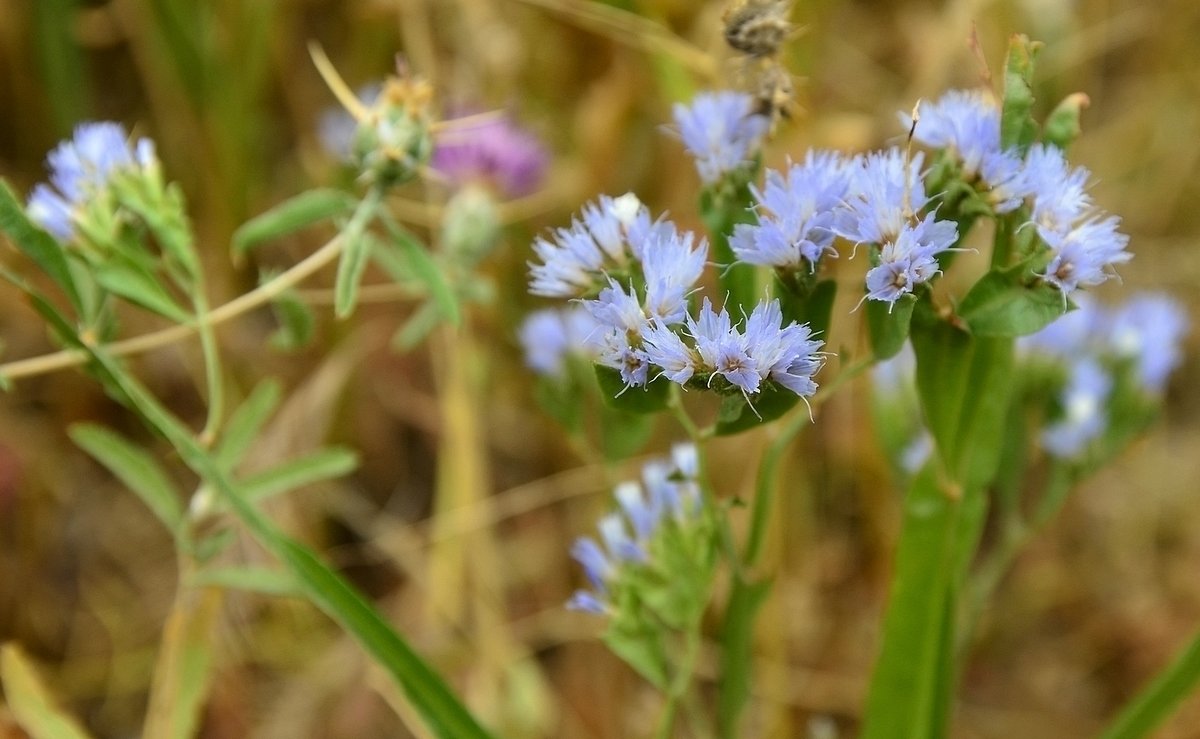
[1,0,1199,736]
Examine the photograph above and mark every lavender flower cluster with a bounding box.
[567,444,702,614]
[527,193,825,398]
[27,122,157,243]
[1020,293,1188,457]
[722,89,1132,306]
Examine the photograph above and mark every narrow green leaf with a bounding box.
[385,218,460,326]
[1043,92,1090,151]
[231,189,355,255]
[867,294,916,360]
[93,261,190,323]
[594,365,670,415]
[861,463,961,739]
[714,383,800,436]
[268,288,316,351]
[1,644,94,739]
[0,181,82,313]
[391,300,442,352]
[239,447,359,502]
[187,566,303,597]
[69,423,184,530]
[717,576,772,739]
[958,267,1067,337]
[214,379,282,471]
[599,408,655,460]
[1101,628,1200,739]
[1000,34,1043,152]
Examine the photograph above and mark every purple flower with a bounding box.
[529,193,651,297]
[862,213,958,305]
[566,448,703,615]
[835,149,927,246]
[672,91,769,184]
[1039,216,1131,295]
[1042,358,1111,458]
[1108,293,1188,394]
[518,306,601,377]
[28,122,156,242]
[431,112,548,197]
[904,89,1000,177]
[731,149,855,270]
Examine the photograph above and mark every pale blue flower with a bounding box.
[1042,358,1111,458]
[1024,144,1094,242]
[835,149,927,246]
[567,449,703,615]
[641,226,708,325]
[731,149,854,270]
[585,279,655,388]
[904,89,1000,176]
[529,193,651,297]
[27,122,156,242]
[518,306,600,377]
[862,213,958,305]
[1108,293,1188,394]
[1040,216,1131,295]
[672,91,769,184]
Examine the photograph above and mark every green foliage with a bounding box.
[958,265,1067,337]
[0,181,82,314]
[1000,34,1043,153]
[1043,93,1090,151]
[0,645,93,739]
[867,294,916,359]
[714,383,801,436]
[69,423,185,532]
[232,189,356,256]
[595,365,670,414]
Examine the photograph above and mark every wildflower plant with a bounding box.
[524,32,1193,739]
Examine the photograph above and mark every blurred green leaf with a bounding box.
[93,259,190,323]
[31,0,88,133]
[1,644,93,739]
[714,383,800,436]
[214,378,282,471]
[1101,628,1200,739]
[239,447,359,502]
[0,181,83,314]
[334,227,373,319]
[391,300,442,352]
[867,294,916,360]
[717,575,772,738]
[595,366,669,414]
[232,189,356,255]
[600,407,655,460]
[69,423,184,531]
[776,275,837,342]
[268,287,316,351]
[958,267,1066,337]
[700,184,758,317]
[383,216,460,326]
[1000,34,1043,152]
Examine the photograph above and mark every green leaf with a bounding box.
[232,188,355,255]
[532,375,583,433]
[594,365,670,415]
[776,275,837,342]
[717,575,772,738]
[334,229,373,319]
[384,217,460,326]
[867,294,916,360]
[142,588,221,739]
[714,383,801,436]
[1043,92,1090,151]
[700,183,758,317]
[861,463,961,739]
[214,379,282,471]
[958,267,1067,337]
[391,300,442,352]
[268,288,316,351]
[93,260,190,323]
[187,566,303,597]
[1000,34,1043,152]
[603,613,670,690]
[69,423,184,531]
[1101,627,1200,739]
[1,644,94,739]
[0,180,82,314]
[239,447,359,502]
[599,408,655,460]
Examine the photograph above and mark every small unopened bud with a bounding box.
[440,183,500,266]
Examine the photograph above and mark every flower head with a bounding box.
[431,112,548,197]
[862,213,958,305]
[28,122,157,242]
[567,447,704,615]
[835,148,928,246]
[518,306,601,377]
[731,149,855,270]
[672,91,769,184]
[1042,358,1112,459]
[905,89,1000,176]
[528,193,653,298]
[1108,293,1188,394]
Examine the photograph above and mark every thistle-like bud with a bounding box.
[350,76,434,188]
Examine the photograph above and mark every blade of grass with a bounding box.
[0,644,93,739]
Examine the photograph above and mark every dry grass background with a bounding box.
[0,0,1199,737]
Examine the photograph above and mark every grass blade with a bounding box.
[69,423,184,531]
[1,644,93,739]
[1101,628,1200,739]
